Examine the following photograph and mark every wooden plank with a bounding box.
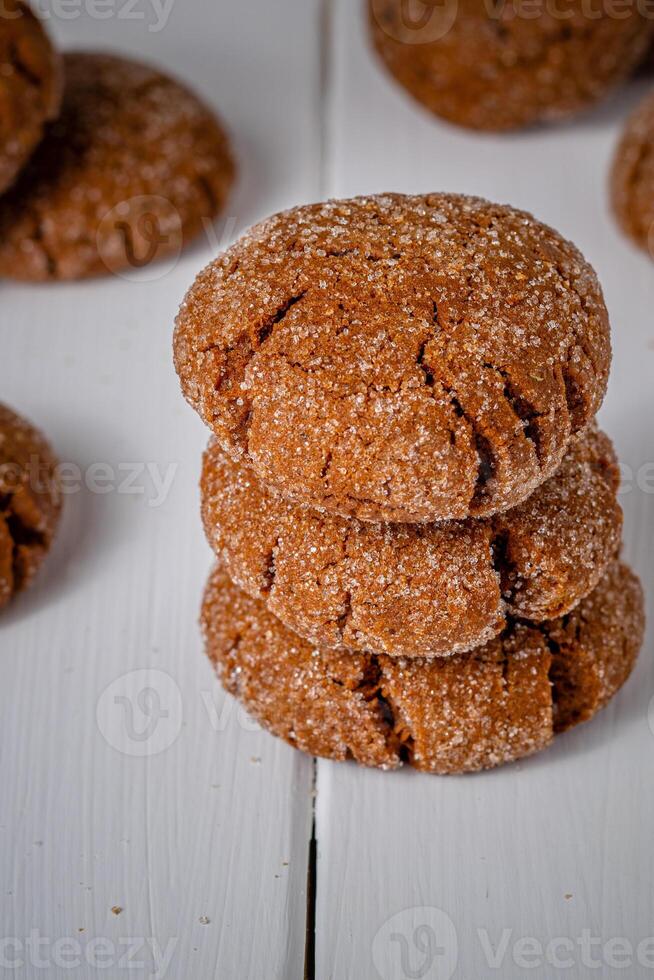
[0,0,321,974]
[316,2,654,977]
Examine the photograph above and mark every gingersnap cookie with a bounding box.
[369,0,653,132]
[201,425,622,658]
[176,193,611,523]
[0,52,235,280]
[610,89,654,256]
[0,404,62,609]
[202,561,643,774]
[0,1,61,195]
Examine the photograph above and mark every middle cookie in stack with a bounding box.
[175,193,642,773]
[201,424,622,659]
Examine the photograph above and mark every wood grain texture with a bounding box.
[315,2,654,979]
[0,1,322,975]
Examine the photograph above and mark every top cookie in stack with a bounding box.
[174,193,611,524]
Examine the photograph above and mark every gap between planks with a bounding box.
[304,2,333,975]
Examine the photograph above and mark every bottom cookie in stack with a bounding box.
[201,561,644,775]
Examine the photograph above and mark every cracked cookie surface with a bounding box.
[0,403,61,609]
[0,0,62,194]
[201,425,623,658]
[202,561,644,774]
[369,0,653,131]
[611,90,654,256]
[0,52,235,280]
[176,193,611,522]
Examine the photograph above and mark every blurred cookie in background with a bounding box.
[611,88,654,256]
[0,0,62,194]
[369,0,654,131]
[0,52,236,280]
[0,403,61,610]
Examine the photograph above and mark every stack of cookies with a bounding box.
[174,193,645,775]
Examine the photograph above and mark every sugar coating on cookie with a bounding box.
[201,425,623,658]
[202,561,643,774]
[176,193,611,523]
[611,89,654,256]
[369,0,653,132]
[0,403,61,609]
[0,52,235,280]
[0,0,62,194]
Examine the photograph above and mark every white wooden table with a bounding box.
[0,1,652,977]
